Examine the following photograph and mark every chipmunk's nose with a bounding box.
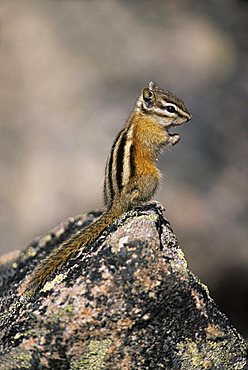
[186,114,192,122]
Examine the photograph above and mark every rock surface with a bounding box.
[0,203,247,369]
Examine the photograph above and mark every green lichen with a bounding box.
[14,328,37,342]
[121,213,158,228]
[13,332,23,340]
[42,273,65,292]
[54,304,74,319]
[70,339,112,370]
[26,246,37,258]
[146,213,159,222]
[176,337,247,369]
[0,348,32,370]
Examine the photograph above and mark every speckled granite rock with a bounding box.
[0,203,247,370]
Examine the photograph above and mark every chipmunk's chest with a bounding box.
[133,144,160,178]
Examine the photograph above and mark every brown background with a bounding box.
[0,1,247,338]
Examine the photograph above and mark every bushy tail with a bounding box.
[20,201,124,296]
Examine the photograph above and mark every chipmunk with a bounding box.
[20,81,191,296]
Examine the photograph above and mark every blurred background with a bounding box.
[0,0,247,337]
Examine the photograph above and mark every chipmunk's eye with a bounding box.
[165,105,176,113]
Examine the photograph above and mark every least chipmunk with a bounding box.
[20,81,191,296]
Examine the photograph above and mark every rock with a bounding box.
[0,202,247,369]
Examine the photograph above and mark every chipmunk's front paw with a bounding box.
[168,134,180,146]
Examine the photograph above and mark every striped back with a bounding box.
[104,125,135,208]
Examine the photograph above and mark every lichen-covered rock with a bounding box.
[0,203,247,369]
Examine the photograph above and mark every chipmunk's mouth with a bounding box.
[164,123,183,146]
[165,117,189,137]
[165,124,178,136]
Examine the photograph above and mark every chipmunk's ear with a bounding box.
[142,87,154,109]
[148,81,160,91]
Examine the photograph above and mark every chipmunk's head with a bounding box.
[136,81,191,128]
